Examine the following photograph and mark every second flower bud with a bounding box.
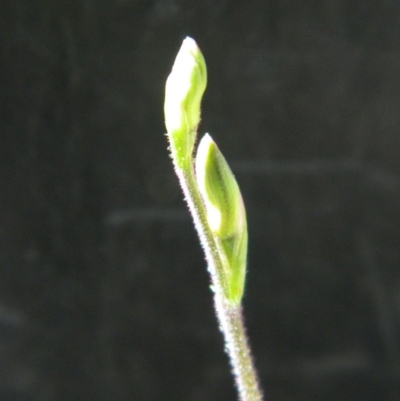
[195,134,248,304]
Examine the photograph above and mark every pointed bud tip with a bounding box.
[182,36,197,51]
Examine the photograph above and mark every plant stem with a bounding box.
[175,162,263,401]
[218,300,263,401]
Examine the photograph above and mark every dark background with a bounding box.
[1,0,400,400]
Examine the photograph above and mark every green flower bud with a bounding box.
[196,134,248,304]
[164,37,207,168]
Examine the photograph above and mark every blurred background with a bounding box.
[1,0,400,400]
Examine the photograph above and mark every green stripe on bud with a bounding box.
[196,134,248,304]
[164,37,207,168]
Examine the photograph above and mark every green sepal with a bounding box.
[195,134,248,304]
[164,37,207,168]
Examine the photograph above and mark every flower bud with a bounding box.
[196,134,248,304]
[164,37,207,168]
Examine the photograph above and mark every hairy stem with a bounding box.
[175,162,263,401]
[217,300,263,401]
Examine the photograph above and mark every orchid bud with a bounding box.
[196,134,248,304]
[164,37,207,168]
